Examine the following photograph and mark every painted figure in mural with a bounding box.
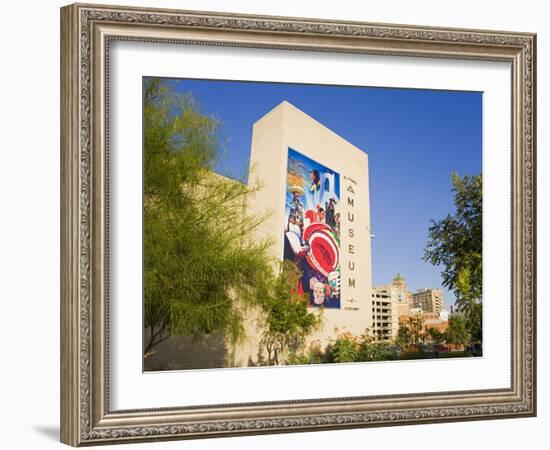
[334,212,340,237]
[315,205,325,223]
[328,271,340,298]
[325,198,337,229]
[310,169,321,195]
[312,279,326,306]
[284,183,311,297]
[288,186,305,235]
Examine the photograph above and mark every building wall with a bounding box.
[144,332,228,371]
[397,302,410,318]
[233,101,373,366]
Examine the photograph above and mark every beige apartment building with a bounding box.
[370,273,414,341]
[412,288,444,314]
[371,286,399,341]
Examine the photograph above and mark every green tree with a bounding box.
[394,315,425,348]
[357,341,400,361]
[143,78,273,357]
[408,315,425,346]
[446,314,469,348]
[424,173,482,343]
[426,327,445,345]
[395,324,412,348]
[324,331,400,363]
[325,332,359,363]
[259,261,322,365]
[287,341,326,365]
[467,301,482,343]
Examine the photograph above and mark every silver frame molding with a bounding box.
[60,3,536,446]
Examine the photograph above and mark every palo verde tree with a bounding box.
[143,78,273,357]
[424,173,482,343]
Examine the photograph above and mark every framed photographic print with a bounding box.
[60,3,537,446]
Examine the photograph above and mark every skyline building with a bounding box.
[371,285,399,341]
[412,288,445,314]
[372,273,449,343]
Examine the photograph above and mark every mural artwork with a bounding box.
[283,148,341,308]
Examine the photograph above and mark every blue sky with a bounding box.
[157,77,482,309]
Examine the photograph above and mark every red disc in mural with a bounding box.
[304,223,340,277]
[302,222,329,241]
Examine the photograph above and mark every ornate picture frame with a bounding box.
[60,3,536,446]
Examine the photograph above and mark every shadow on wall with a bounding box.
[143,332,228,371]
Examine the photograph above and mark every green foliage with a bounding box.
[467,301,483,343]
[143,78,274,355]
[408,315,425,346]
[286,325,474,364]
[395,324,412,348]
[446,314,469,346]
[259,261,322,365]
[287,341,326,365]
[358,341,400,361]
[324,331,400,363]
[395,315,425,348]
[424,172,482,343]
[326,332,360,363]
[425,327,446,345]
[399,351,475,360]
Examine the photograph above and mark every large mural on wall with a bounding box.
[283,148,341,308]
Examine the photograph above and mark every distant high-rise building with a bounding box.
[371,273,416,341]
[371,286,399,341]
[412,288,444,314]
